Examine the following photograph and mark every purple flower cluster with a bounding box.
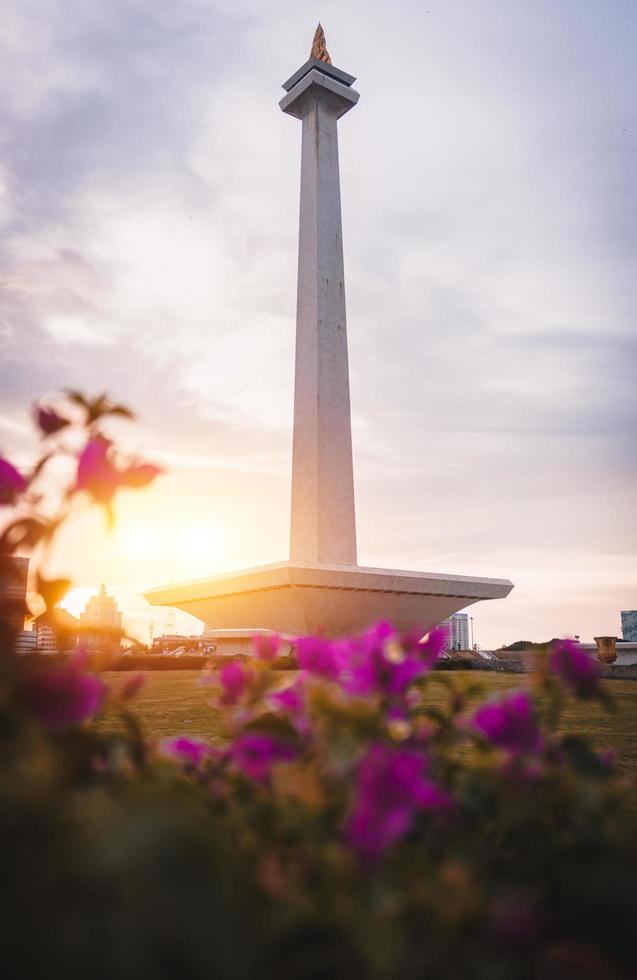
[218,662,250,706]
[296,636,341,680]
[161,736,215,769]
[230,732,296,782]
[472,691,542,754]
[346,743,452,862]
[24,655,105,730]
[296,622,446,700]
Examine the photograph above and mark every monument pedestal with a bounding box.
[146,561,512,638]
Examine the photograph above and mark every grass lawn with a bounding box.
[100,669,637,786]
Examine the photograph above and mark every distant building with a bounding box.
[151,633,206,655]
[202,628,293,658]
[35,608,79,654]
[15,629,37,656]
[621,611,637,642]
[440,613,470,651]
[79,584,122,653]
[0,555,29,633]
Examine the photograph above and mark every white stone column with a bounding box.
[281,63,359,566]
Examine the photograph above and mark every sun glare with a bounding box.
[113,514,231,584]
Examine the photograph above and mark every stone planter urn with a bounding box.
[594,636,617,665]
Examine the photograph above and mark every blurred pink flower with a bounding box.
[0,457,27,504]
[230,732,296,782]
[269,682,304,715]
[549,639,601,699]
[161,736,213,768]
[346,743,453,861]
[75,437,120,503]
[296,635,341,680]
[24,655,105,730]
[76,437,162,504]
[473,691,542,754]
[268,679,312,737]
[219,662,249,706]
[339,622,443,699]
[253,633,281,662]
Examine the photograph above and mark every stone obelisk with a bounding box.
[145,28,514,638]
[280,25,359,566]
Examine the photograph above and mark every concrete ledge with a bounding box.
[282,57,356,92]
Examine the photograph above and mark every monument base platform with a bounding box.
[145,561,513,638]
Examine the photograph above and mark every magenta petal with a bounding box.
[230,732,296,781]
[24,661,105,730]
[76,437,120,503]
[253,633,281,661]
[346,743,451,862]
[473,691,542,753]
[296,636,340,679]
[0,457,27,504]
[219,662,248,705]
[269,684,303,714]
[161,736,211,768]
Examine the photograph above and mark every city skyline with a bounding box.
[2,2,635,647]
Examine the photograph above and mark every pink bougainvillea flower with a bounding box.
[269,682,304,715]
[76,437,162,504]
[339,622,443,699]
[549,639,601,699]
[161,736,213,769]
[23,655,105,730]
[34,405,70,436]
[473,691,542,754]
[253,633,281,662]
[296,635,341,680]
[230,732,296,782]
[346,743,453,862]
[75,436,120,503]
[268,679,312,737]
[0,457,27,505]
[218,662,250,706]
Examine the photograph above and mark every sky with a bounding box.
[1,0,635,647]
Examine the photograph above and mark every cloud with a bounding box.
[1,0,635,645]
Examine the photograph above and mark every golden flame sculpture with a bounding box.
[310,23,332,64]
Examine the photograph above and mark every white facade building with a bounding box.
[441,613,471,651]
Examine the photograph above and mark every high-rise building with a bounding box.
[0,555,29,634]
[79,584,123,653]
[621,611,637,642]
[440,613,471,651]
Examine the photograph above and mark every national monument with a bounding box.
[146,26,513,636]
